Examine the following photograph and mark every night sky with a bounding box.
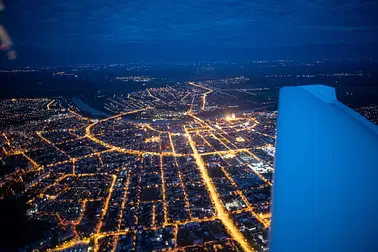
[2,0,378,64]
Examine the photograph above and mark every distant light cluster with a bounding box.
[115,76,154,82]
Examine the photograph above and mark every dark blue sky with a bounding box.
[2,0,378,64]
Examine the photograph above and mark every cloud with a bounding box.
[3,0,378,49]
[301,25,373,32]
